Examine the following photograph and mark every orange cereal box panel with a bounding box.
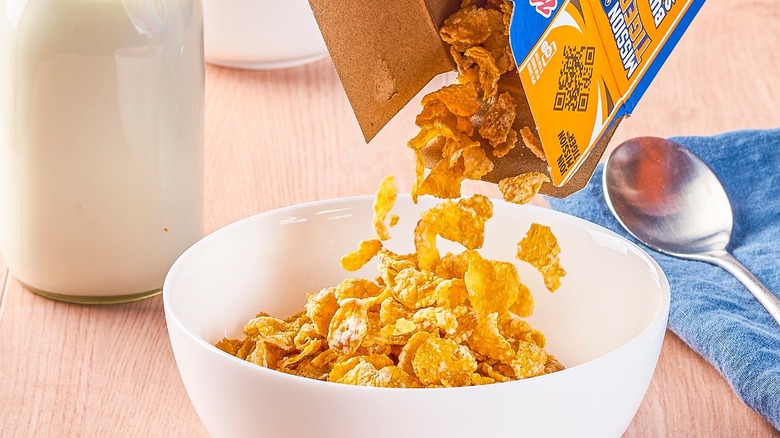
[307,0,704,195]
[510,0,706,186]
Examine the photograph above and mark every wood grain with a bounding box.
[1,0,778,436]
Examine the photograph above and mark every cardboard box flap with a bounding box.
[308,0,461,142]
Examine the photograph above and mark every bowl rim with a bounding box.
[163,194,671,393]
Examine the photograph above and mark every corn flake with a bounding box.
[215,337,244,357]
[434,250,479,279]
[334,278,383,304]
[413,219,440,272]
[517,223,566,292]
[390,268,441,309]
[246,341,284,369]
[372,176,398,241]
[420,83,481,118]
[477,361,513,382]
[492,128,517,158]
[412,336,477,387]
[510,341,548,379]
[327,298,371,356]
[379,297,415,326]
[464,256,521,318]
[434,278,469,308]
[464,46,500,99]
[340,239,383,272]
[397,331,432,376]
[498,172,549,205]
[420,195,491,250]
[412,306,459,336]
[499,314,545,347]
[462,145,494,180]
[336,360,423,388]
[440,5,493,52]
[305,287,339,336]
[520,126,546,160]
[329,354,394,382]
[415,158,466,200]
[446,305,478,344]
[479,92,517,148]
[243,315,298,351]
[469,312,515,362]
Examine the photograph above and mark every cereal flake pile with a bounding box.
[216,176,566,388]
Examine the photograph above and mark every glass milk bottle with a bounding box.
[0,0,204,303]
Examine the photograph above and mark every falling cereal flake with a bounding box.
[372,175,398,241]
[498,172,549,205]
[516,223,566,292]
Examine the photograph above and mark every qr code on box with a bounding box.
[554,45,595,112]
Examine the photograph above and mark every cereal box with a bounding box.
[308,0,705,196]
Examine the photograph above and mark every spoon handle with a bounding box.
[708,252,780,327]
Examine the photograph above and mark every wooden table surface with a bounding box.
[2,0,779,436]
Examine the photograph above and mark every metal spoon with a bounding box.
[603,136,780,326]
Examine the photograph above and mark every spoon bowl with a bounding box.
[603,137,780,326]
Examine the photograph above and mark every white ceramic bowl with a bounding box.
[164,195,670,438]
[202,0,328,70]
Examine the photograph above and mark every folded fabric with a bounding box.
[548,128,780,430]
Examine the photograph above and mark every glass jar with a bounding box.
[0,0,204,303]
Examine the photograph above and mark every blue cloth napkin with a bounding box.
[548,129,780,430]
